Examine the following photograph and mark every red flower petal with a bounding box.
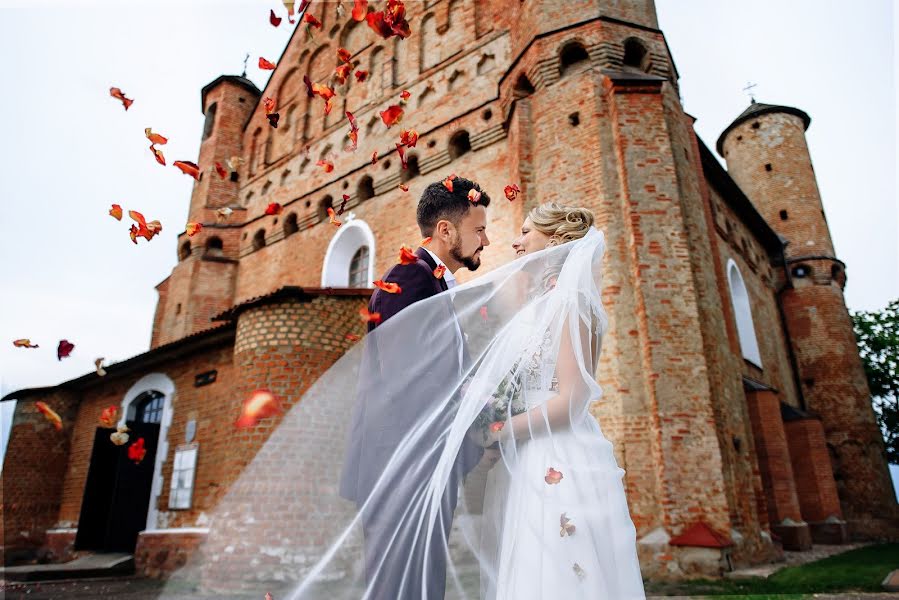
[371,150,378,165]
[354,70,369,83]
[214,162,228,179]
[504,184,521,201]
[399,128,418,147]
[327,207,342,227]
[379,104,404,128]
[443,174,455,192]
[259,57,277,70]
[13,339,39,348]
[267,113,280,128]
[479,305,489,322]
[544,467,564,485]
[397,245,417,265]
[395,143,407,169]
[109,87,133,111]
[265,202,283,216]
[359,307,381,324]
[186,222,202,237]
[338,194,350,215]
[109,204,123,221]
[303,12,322,28]
[284,0,296,23]
[373,279,402,294]
[399,184,409,192]
[235,389,283,428]
[144,127,168,145]
[317,159,334,173]
[99,405,119,428]
[400,89,411,102]
[263,97,276,115]
[337,48,352,63]
[269,8,282,26]
[352,0,368,21]
[335,62,352,84]
[57,339,75,361]
[149,144,166,166]
[489,421,504,433]
[420,237,432,246]
[174,160,201,180]
[433,264,446,279]
[303,75,315,98]
[128,437,147,463]
[35,401,63,431]
[468,189,481,204]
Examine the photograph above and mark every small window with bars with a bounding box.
[168,444,198,510]
[349,246,370,288]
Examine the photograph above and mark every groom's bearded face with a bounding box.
[449,205,489,271]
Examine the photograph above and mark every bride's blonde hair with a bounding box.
[528,202,595,247]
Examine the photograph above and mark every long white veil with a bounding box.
[155,227,645,599]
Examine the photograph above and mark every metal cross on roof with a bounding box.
[241,53,250,78]
[742,81,758,104]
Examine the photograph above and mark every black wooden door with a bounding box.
[73,422,159,553]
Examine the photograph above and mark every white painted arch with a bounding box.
[321,216,376,287]
[119,373,175,532]
[726,258,763,369]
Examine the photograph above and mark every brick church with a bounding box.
[3,0,896,585]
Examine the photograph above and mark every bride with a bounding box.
[474,203,645,599]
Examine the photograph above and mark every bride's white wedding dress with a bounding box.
[478,303,646,599]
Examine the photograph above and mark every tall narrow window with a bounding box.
[348,246,370,287]
[202,103,217,140]
[168,444,198,510]
[727,259,763,368]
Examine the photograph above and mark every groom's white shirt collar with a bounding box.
[423,248,457,289]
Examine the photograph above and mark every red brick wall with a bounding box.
[785,417,843,523]
[1,391,79,563]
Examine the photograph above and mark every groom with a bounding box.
[339,176,491,599]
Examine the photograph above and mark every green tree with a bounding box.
[852,299,899,463]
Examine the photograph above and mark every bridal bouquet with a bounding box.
[472,364,527,446]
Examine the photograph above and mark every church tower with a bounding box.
[718,103,898,536]
[150,76,260,348]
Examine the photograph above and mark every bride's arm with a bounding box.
[499,314,596,442]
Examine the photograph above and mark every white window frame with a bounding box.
[726,258,763,369]
[168,443,198,510]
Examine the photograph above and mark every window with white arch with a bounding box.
[321,218,376,288]
[726,259,762,368]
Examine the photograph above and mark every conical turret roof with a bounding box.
[716,102,811,155]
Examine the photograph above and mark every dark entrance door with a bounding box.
[75,391,163,553]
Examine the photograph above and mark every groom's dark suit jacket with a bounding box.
[339,246,482,504]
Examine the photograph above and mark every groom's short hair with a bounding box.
[416,176,491,236]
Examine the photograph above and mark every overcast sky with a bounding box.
[1,1,896,483]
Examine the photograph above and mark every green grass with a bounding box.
[644,543,898,597]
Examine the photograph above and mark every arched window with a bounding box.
[317,196,334,221]
[253,229,266,251]
[727,259,762,368]
[322,219,376,287]
[202,103,217,140]
[559,41,589,77]
[792,264,812,279]
[348,246,371,287]
[623,38,651,72]
[513,73,535,98]
[205,236,223,256]
[357,175,375,201]
[135,390,165,424]
[283,213,299,237]
[449,130,471,159]
[401,154,420,182]
[179,240,191,261]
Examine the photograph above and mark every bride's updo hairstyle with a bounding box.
[528,202,595,247]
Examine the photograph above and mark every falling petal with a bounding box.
[57,339,75,360]
[304,12,322,28]
[265,202,283,216]
[95,357,107,377]
[399,184,409,192]
[263,97,277,115]
[442,174,455,192]
[35,402,63,431]
[373,280,402,294]
[109,87,133,111]
[354,70,369,83]
[337,48,352,63]
[99,405,118,428]
[128,438,147,464]
[13,339,39,348]
[109,204,123,221]
[259,57,277,70]
[327,207,342,227]
[149,144,166,166]
[266,113,280,128]
[468,189,481,204]
[338,194,350,215]
[144,127,168,145]
[359,307,381,324]
[504,184,521,201]
[399,128,418,147]
[186,222,203,237]
[216,207,233,222]
[433,264,447,279]
[379,105,404,128]
[235,389,283,428]
[560,512,577,537]
[214,162,228,179]
[397,245,417,265]
[420,236,432,246]
[352,0,368,21]
[269,8,282,26]
[545,467,564,485]
[399,89,411,102]
[174,160,201,180]
[371,150,378,165]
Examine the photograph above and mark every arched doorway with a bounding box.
[74,375,174,553]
